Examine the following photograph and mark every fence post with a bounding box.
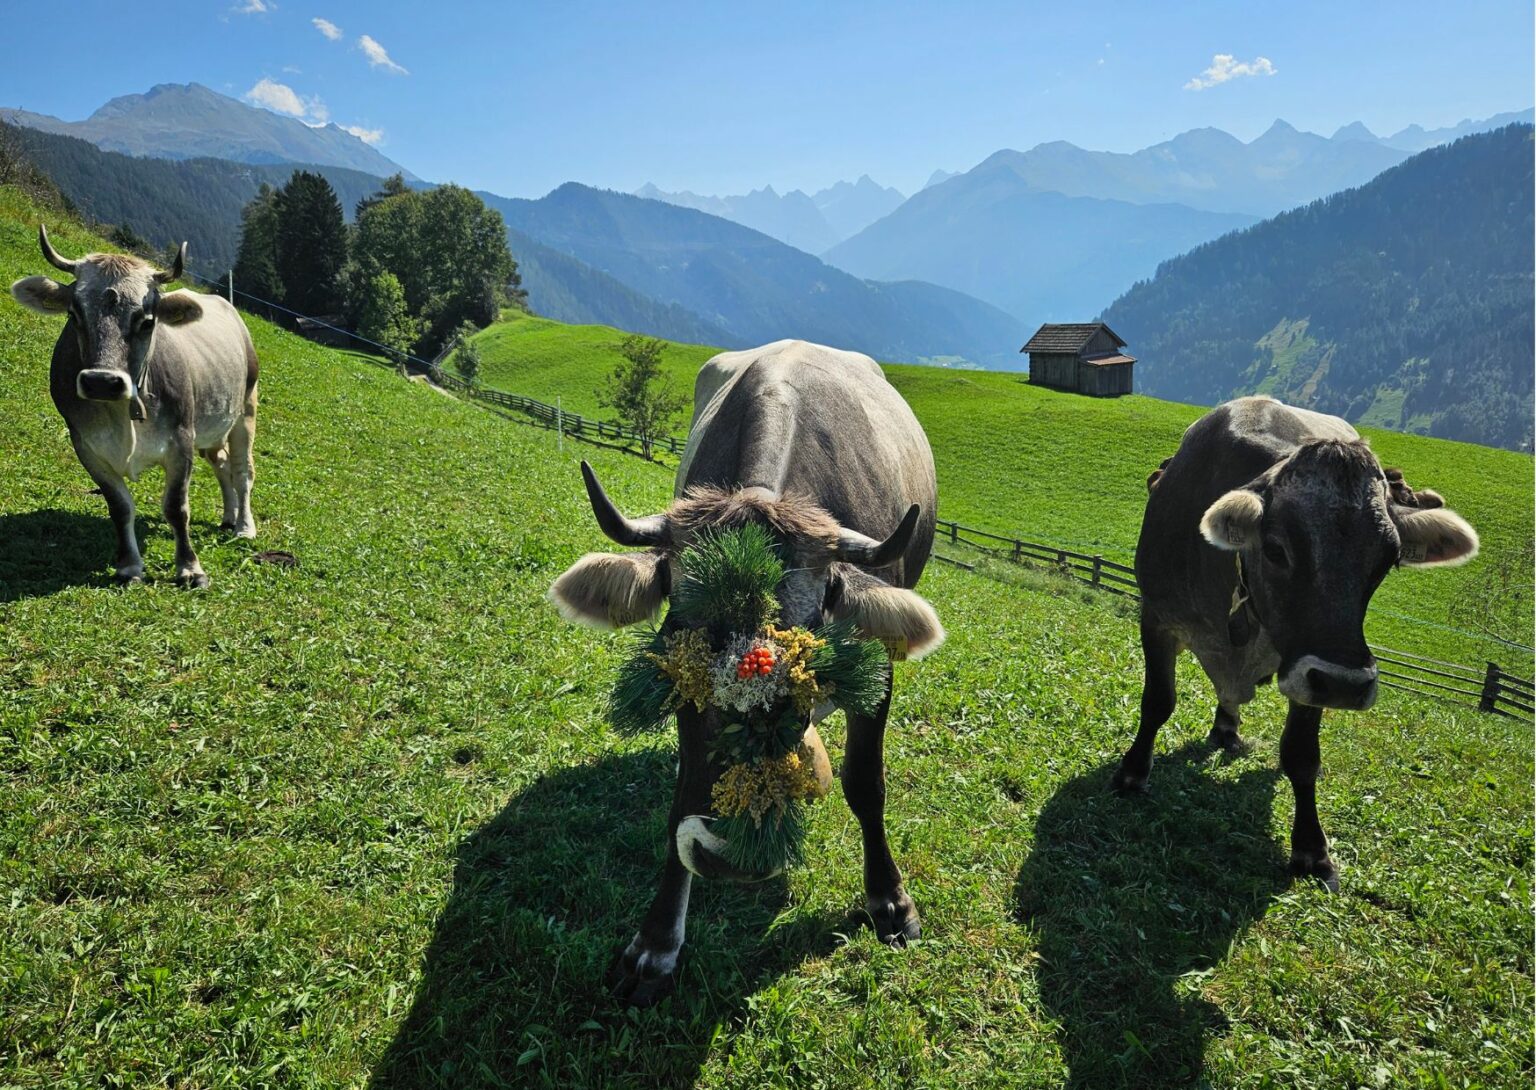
[227,270,234,306]
[1012,539,1022,564]
[557,396,563,454]
[1092,555,1103,588]
[1480,662,1501,713]
[950,522,958,544]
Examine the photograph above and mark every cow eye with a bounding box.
[1262,541,1289,567]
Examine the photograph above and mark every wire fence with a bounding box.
[190,271,1532,720]
[931,517,1532,720]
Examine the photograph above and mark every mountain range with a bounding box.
[634,174,904,253]
[0,82,414,180]
[2,80,1530,446]
[1101,124,1534,451]
[481,183,1023,366]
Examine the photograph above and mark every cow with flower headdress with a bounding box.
[550,339,944,1005]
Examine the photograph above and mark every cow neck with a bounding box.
[1227,552,1263,647]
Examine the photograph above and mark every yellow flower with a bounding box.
[647,629,714,710]
[766,626,830,714]
[710,744,829,825]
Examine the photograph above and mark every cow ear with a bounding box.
[155,291,203,326]
[11,276,72,314]
[1396,507,1479,567]
[549,551,667,628]
[827,568,945,660]
[1200,489,1264,551]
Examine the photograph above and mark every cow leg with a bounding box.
[201,445,239,531]
[162,441,208,589]
[1111,621,1180,793]
[227,401,257,539]
[1280,701,1338,891]
[842,677,920,946]
[608,725,710,1007]
[608,841,693,1007]
[74,441,143,584]
[1207,700,1247,755]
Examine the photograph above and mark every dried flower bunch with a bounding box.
[607,524,889,872]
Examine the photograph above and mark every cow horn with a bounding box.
[155,242,188,284]
[38,224,77,274]
[834,503,921,567]
[581,461,671,547]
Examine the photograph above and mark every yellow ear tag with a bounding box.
[883,638,909,662]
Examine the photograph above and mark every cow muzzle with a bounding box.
[76,369,135,403]
[1278,655,1379,710]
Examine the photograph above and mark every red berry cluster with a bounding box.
[737,646,776,679]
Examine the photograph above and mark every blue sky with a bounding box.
[2,1,1530,198]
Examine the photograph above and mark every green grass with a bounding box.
[2,189,1532,1088]
[471,312,1534,672]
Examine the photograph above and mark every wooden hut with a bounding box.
[1020,323,1135,396]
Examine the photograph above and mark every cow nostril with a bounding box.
[1306,668,1330,697]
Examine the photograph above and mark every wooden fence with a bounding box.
[422,361,1532,721]
[933,518,1534,720]
[426,366,687,456]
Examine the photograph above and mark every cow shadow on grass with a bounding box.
[1015,739,1288,1089]
[0,509,118,600]
[370,748,846,1090]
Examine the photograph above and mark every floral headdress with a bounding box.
[609,524,890,874]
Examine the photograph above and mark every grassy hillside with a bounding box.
[473,312,1535,671]
[2,189,1529,1088]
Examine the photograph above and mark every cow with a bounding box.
[10,226,259,588]
[1111,396,1479,890]
[550,339,945,1005]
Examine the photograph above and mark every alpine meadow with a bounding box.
[2,6,1534,1088]
[1,187,1531,1089]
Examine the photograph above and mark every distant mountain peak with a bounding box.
[1255,118,1301,141]
[8,80,415,179]
[1331,121,1378,143]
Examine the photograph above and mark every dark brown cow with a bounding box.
[1112,396,1478,890]
[550,339,943,1004]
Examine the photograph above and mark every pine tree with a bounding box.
[232,183,284,304]
[274,170,347,315]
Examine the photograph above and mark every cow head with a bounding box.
[551,459,943,667]
[10,226,203,410]
[1200,439,1478,710]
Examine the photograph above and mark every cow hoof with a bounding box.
[1110,763,1150,795]
[175,572,211,590]
[1289,851,1340,893]
[235,523,258,540]
[606,939,679,1008]
[867,890,921,947]
[1206,728,1250,756]
[115,572,145,587]
[219,520,237,533]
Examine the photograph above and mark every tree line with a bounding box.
[230,171,524,361]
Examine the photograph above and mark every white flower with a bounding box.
[709,634,789,715]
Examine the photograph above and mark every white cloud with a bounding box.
[244,78,328,124]
[341,124,384,145]
[357,34,408,75]
[1184,53,1277,91]
[233,0,273,13]
[313,17,343,40]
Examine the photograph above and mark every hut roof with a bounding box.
[1020,322,1127,354]
[1080,353,1136,367]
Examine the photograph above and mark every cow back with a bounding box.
[679,340,936,589]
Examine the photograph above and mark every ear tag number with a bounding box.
[1400,541,1427,563]
[883,638,909,661]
